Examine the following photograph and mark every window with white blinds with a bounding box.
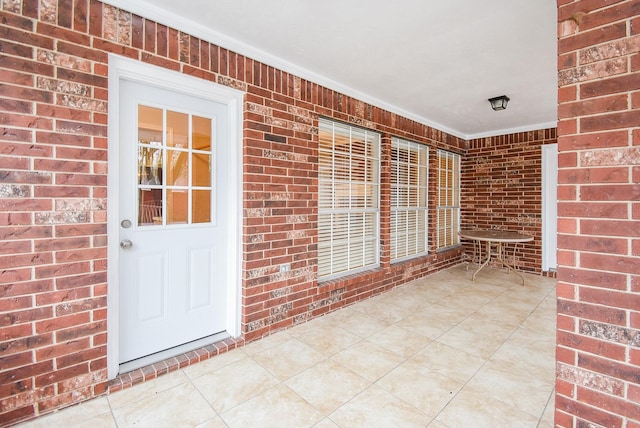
[436,150,461,249]
[391,137,428,261]
[318,119,380,279]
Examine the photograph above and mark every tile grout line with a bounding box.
[17,266,555,428]
[536,387,556,428]
[186,365,230,427]
[428,271,556,426]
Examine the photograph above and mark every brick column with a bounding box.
[556,1,640,426]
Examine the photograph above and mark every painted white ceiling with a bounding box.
[104,0,558,139]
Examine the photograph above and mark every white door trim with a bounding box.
[106,54,243,379]
[541,143,558,272]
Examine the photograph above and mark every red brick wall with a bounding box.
[556,1,640,427]
[462,130,558,273]
[0,1,469,424]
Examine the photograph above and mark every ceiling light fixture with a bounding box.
[488,95,510,111]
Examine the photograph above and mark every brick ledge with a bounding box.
[108,336,245,394]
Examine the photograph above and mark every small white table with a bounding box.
[459,230,533,285]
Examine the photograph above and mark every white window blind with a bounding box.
[436,150,461,249]
[391,137,428,261]
[318,119,380,279]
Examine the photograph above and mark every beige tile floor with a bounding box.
[18,264,557,428]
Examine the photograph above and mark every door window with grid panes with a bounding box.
[318,119,380,279]
[436,150,460,249]
[391,137,428,261]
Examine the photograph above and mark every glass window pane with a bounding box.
[192,116,211,151]
[138,105,163,144]
[166,110,189,148]
[192,190,211,223]
[318,150,333,178]
[136,106,217,228]
[167,149,188,186]
[137,105,164,227]
[333,124,351,154]
[167,189,188,224]
[138,146,163,186]
[137,189,162,226]
[390,137,428,261]
[317,118,381,278]
[436,150,460,249]
[192,153,211,187]
[318,179,333,209]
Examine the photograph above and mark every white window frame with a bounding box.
[317,119,381,280]
[391,137,429,262]
[436,149,461,249]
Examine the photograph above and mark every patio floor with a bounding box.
[17,263,557,428]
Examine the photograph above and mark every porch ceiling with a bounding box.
[103,0,558,140]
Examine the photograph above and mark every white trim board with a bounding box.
[541,143,558,272]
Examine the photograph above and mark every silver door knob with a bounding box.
[120,239,133,249]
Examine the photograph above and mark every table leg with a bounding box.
[494,247,526,285]
[465,239,480,271]
[471,241,492,281]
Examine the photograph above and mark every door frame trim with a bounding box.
[541,143,558,272]
[106,54,244,379]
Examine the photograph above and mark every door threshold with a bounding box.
[118,331,231,374]
[110,333,244,394]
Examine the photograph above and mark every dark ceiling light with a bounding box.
[488,95,510,111]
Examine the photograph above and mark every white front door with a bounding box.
[117,79,229,366]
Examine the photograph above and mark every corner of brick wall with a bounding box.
[463,129,558,274]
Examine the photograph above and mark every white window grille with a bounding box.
[391,137,429,261]
[318,119,380,279]
[436,149,461,249]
